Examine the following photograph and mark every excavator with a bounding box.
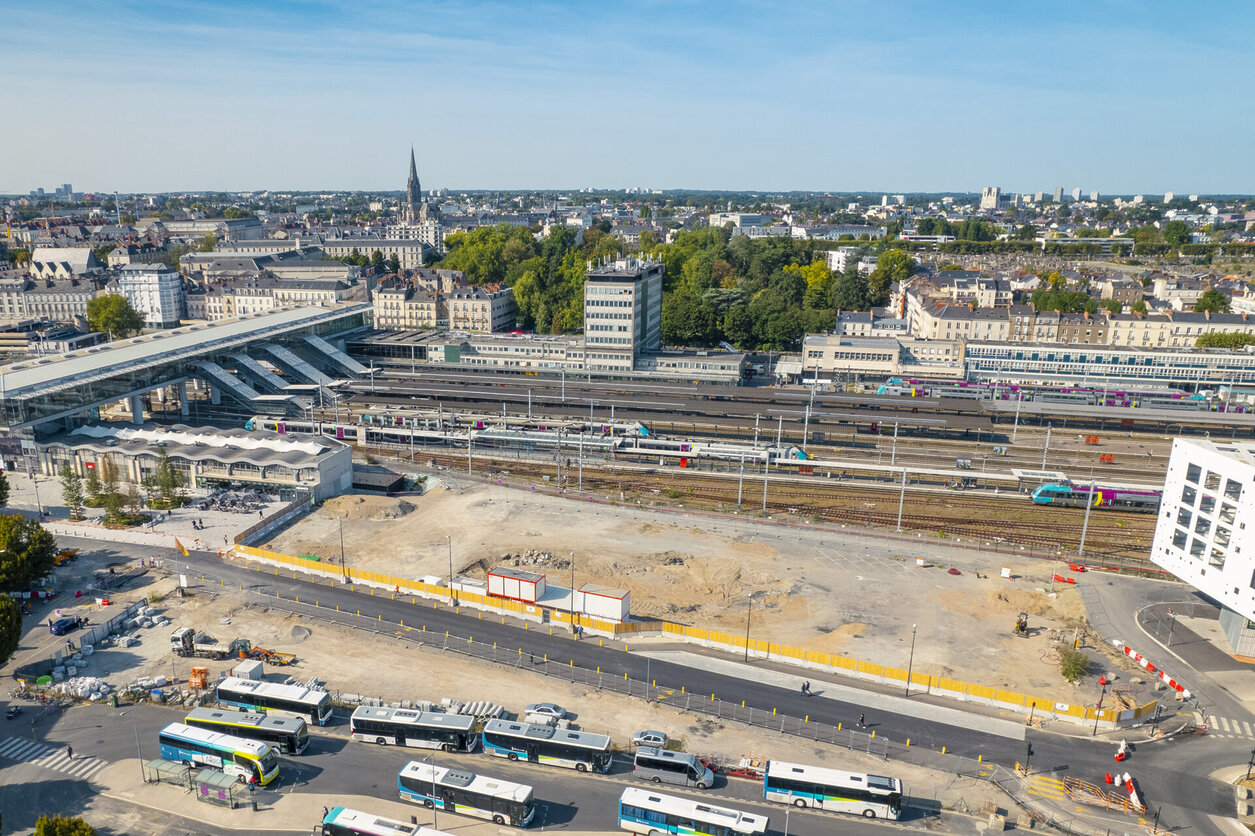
[244,645,297,666]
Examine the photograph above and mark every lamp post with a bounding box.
[446,535,455,604]
[1246,745,1255,781]
[338,517,347,582]
[1024,741,1033,776]
[423,754,439,830]
[743,599,753,662]
[570,551,577,636]
[1166,607,1176,648]
[1092,681,1108,736]
[904,623,918,696]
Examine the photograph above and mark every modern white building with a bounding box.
[118,263,186,328]
[583,257,663,373]
[1151,438,1255,657]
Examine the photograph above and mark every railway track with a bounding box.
[378,444,1156,565]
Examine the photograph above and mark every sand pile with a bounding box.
[320,495,415,521]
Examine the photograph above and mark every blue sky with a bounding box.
[1,1,1251,195]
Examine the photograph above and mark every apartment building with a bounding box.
[583,257,663,372]
[117,263,186,328]
[370,270,515,333]
[446,285,516,333]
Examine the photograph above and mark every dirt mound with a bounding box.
[320,494,415,521]
[989,588,1057,617]
[290,625,312,642]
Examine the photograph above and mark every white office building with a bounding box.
[1151,438,1255,657]
[118,263,186,328]
[583,257,663,373]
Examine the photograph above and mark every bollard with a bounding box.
[682,686,685,694]
[336,605,340,612]
[570,660,573,667]
[805,715,808,723]
[978,754,983,762]
[401,619,404,627]
[871,730,875,738]
[942,746,946,754]
[772,708,777,716]
[469,637,473,644]
[356,609,360,616]
[295,596,299,603]
[906,738,911,747]
[597,667,601,674]
[625,673,629,681]
[838,722,842,730]
[378,614,381,622]
[315,601,318,608]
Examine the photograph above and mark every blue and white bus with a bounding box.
[313,805,455,836]
[618,787,767,836]
[481,719,611,772]
[763,760,903,820]
[216,676,334,726]
[157,722,280,785]
[185,707,309,754]
[398,760,536,827]
[350,705,478,752]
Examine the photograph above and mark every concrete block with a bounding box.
[986,813,1006,831]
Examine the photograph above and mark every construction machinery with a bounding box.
[1014,612,1029,636]
[170,628,251,660]
[247,646,297,666]
[53,549,79,566]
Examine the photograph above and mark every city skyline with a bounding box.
[2,1,1252,195]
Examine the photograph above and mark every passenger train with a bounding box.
[1030,483,1161,513]
[875,379,1225,412]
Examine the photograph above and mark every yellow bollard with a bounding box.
[469,637,472,644]
[401,619,404,627]
[978,754,983,762]
[681,686,685,694]
[625,673,629,681]
[805,715,808,723]
[422,625,426,632]
[741,700,745,708]
[597,667,601,674]
[871,730,875,738]
[356,609,360,616]
[570,660,573,667]
[906,738,910,747]
[942,746,946,754]
[295,596,299,603]
[378,614,381,621]
[336,605,339,612]
[772,708,777,716]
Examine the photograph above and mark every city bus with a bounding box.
[216,676,334,726]
[350,705,479,752]
[481,718,611,772]
[157,722,280,785]
[185,707,309,754]
[617,787,767,836]
[313,805,456,836]
[397,760,536,827]
[762,760,903,820]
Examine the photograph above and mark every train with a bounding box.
[1030,483,1161,513]
[875,379,1223,411]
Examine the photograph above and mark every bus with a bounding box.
[185,707,309,754]
[617,787,767,836]
[762,760,903,820]
[157,722,280,786]
[481,718,611,773]
[350,705,478,752]
[216,676,334,726]
[632,747,714,789]
[313,805,456,836]
[397,760,536,827]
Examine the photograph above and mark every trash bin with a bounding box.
[110,694,119,707]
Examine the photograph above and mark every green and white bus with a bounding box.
[216,676,333,726]
[350,705,478,752]
[481,718,611,772]
[397,760,536,827]
[762,760,903,819]
[185,707,309,754]
[313,805,456,836]
[157,722,280,785]
[617,787,768,836]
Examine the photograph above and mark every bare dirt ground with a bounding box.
[265,480,1154,703]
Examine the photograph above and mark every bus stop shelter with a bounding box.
[143,759,190,788]
[194,768,246,808]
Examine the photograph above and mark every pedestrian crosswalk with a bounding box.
[1208,716,1255,738]
[0,736,108,780]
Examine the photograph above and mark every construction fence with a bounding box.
[232,543,1158,732]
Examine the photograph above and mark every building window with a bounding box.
[1173,528,1189,550]
[1225,479,1243,502]
[1177,508,1192,528]
[1199,495,1216,514]
[1190,538,1206,558]
[1181,485,1196,506]
[1221,503,1237,525]
[1204,471,1222,492]
[1194,517,1211,537]
[1186,464,1201,484]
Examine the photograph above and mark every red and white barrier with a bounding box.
[1124,773,1141,810]
[1121,644,1192,699]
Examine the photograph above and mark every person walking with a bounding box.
[858,713,865,728]
[322,806,329,818]
[66,745,73,761]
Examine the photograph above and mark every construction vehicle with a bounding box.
[53,549,79,566]
[247,646,297,666]
[170,628,251,660]
[1014,612,1029,636]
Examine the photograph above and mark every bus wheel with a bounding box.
[423,800,434,809]
[376,737,387,746]
[862,810,876,819]
[794,798,807,808]
[507,752,518,761]
[493,815,505,825]
[576,763,588,773]
[652,776,662,784]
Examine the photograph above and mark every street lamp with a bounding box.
[1024,741,1033,776]
[1092,681,1108,736]
[447,535,455,604]
[423,754,439,830]
[1166,608,1176,648]
[569,551,577,636]
[743,599,753,662]
[904,623,918,697]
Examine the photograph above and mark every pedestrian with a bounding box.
[858,713,865,728]
[199,519,204,529]
[66,745,73,761]
[248,774,256,793]
[322,806,329,818]
[259,509,264,518]
[529,651,535,665]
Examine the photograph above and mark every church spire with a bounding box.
[406,146,421,206]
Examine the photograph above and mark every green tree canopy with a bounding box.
[1197,332,1255,349]
[35,815,98,836]
[1193,288,1231,313]
[866,249,915,305]
[1101,298,1123,314]
[59,465,84,519]
[0,514,58,592]
[86,295,145,339]
[1161,220,1190,247]
[1131,300,1148,315]
[0,471,8,508]
[0,596,20,669]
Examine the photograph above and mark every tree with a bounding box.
[370,250,385,269]
[86,295,145,339]
[1193,289,1231,313]
[0,596,20,669]
[91,244,115,264]
[101,490,123,524]
[152,447,185,504]
[1131,300,1147,315]
[1101,299,1123,315]
[59,465,84,519]
[83,466,101,504]
[0,471,8,508]
[35,815,98,836]
[1196,332,1255,349]
[385,253,401,274]
[196,234,218,252]
[1161,220,1190,247]
[1059,647,1089,684]
[832,267,870,311]
[99,457,119,497]
[0,514,58,592]
[867,250,915,305]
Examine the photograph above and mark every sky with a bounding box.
[2,1,1252,195]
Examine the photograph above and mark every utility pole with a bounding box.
[737,456,745,507]
[527,389,532,420]
[761,458,769,513]
[775,415,783,449]
[897,468,907,532]
[1077,479,1096,559]
[743,599,752,661]
[570,551,577,636]
[467,426,472,474]
[753,414,760,447]
[802,404,810,453]
[890,421,899,467]
[905,623,918,696]
[338,517,347,582]
[577,431,583,492]
[447,535,454,604]
[1041,425,1052,471]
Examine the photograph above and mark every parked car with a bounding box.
[49,617,78,636]
[631,730,668,747]
[524,702,566,720]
